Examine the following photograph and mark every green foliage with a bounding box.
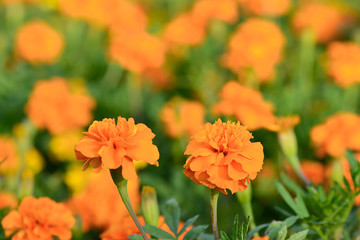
[220,215,249,240]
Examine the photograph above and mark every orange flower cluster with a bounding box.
[326,42,360,88]
[15,20,64,64]
[68,171,139,230]
[0,191,17,210]
[310,113,360,158]
[238,0,291,17]
[74,117,159,180]
[25,77,95,135]
[222,18,285,82]
[184,119,264,194]
[213,81,277,130]
[2,196,75,240]
[0,137,19,175]
[164,0,238,46]
[292,3,347,43]
[160,98,205,138]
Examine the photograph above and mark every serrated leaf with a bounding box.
[240,216,250,240]
[128,234,144,240]
[277,226,287,240]
[220,231,230,240]
[343,176,352,193]
[164,199,180,236]
[294,194,309,218]
[287,229,308,240]
[232,215,239,240]
[183,225,208,240]
[178,215,199,237]
[143,224,175,240]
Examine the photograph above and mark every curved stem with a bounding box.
[210,189,220,240]
[110,168,149,240]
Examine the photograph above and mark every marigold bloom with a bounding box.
[109,29,166,74]
[164,13,206,46]
[268,115,300,133]
[213,81,277,130]
[252,237,269,240]
[15,20,64,64]
[74,117,159,180]
[301,161,326,185]
[192,0,238,24]
[292,3,347,43]
[68,170,139,230]
[0,137,19,175]
[238,0,290,16]
[2,196,75,240]
[222,18,285,82]
[160,98,205,138]
[326,42,360,88]
[184,119,264,194]
[0,191,17,210]
[310,113,360,158]
[25,77,95,135]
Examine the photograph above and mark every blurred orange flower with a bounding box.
[238,0,291,16]
[184,119,264,194]
[310,113,360,158]
[252,236,269,240]
[292,3,347,43]
[192,0,238,24]
[25,77,95,135]
[160,98,205,138]
[2,196,75,240]
[326,42,360,88]
[0,137,19,175]
[109,29,166,74]
[268,115,300,133]
[0,191,17,210]
[74,117,159,180]
[301,161,326,185]
[69,170,139,230]
[164,13,206,46]
[15,20,64,64]
[213,81,277,130]
[222,18,285,82]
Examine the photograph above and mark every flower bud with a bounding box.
[141,186,159,226]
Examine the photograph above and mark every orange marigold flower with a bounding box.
[2,196,75,240]
[15,20,64,64]
[68,170,139,230]
[213,81,277,131]
[74,117,159,180]
[310,113,360,158]
[326,42,360,88]
[25,77,95,135]
[252,236,269,240]
[301,161,326,185]
[222,18,285,82]
[0,137,20,175]
[0,191,17,210]
[192,0,238,24]
[160,98,205,138]
[238,0,291,17]
[184,119,264,194]
[109,29,166,74]
[163,13,206,46]
[292,3,348,43]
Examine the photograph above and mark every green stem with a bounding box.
[243,201,258,237]
[210,189,220,240]
[110,168,149,240]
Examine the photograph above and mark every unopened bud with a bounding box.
[141,186,159,226]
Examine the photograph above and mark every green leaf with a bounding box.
[277,226,287,240]
[232,215,239,240]
[143,224,175,240]
[240,216,250,240]
[178,215,199,237]
[164,199,181,236]
[198,233,214,240]
[276,182,309,218]
[283,216,299,227]
[128,234,144,240]
[183,225,208,240]
[220,231,230,240]
[280,174,304,195]
[246,224,268,240]
[287,230,309,240]
[343,176,352,193]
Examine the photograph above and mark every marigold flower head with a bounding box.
[109,29,166,74]
[15,20,64,64]
[184,119,264,194]
[0,137,20,175]
[301,161,326,185]
[74,117,159,180]
[326,42,360,88]
[68,170,139,230]
[0,191,17,210]
[160,98,205,138]
[238,0,291,16]
[252,237,269,240]
[2,196,75,240]
[310,113,360,158]
[292,3,348,43]
[222,18,285,82]
[213,81,277,131]
[192,0,238,24]
[25,77,95,135]
[163,13,206,46]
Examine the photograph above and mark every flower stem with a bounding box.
[110,168,149,240]
[210,189,220,240]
